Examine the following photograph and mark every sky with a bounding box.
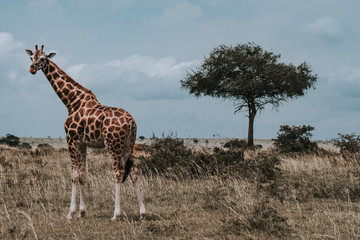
[1,0,360,140]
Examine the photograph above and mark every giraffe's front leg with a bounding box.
[66,137,87,219]
[67,169,79,219]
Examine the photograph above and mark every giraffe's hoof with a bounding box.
[78,211,86,218]
[140,212,147,221]
[66,212,75,220]
[111,216,119,222]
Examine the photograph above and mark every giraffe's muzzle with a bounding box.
[29,66,37,74]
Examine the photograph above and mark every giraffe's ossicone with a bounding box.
[26,45,146,221]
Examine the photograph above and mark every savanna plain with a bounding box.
[1,137,360,239]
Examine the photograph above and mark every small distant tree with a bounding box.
[274,125,317,153]
[332,133,360,154]
[0,134,20,147]
[181,42,317,148]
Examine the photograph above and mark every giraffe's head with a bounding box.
[25,45,56,75]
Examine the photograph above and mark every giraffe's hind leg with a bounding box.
[78,143,87,218]
[129,162,147,220]
[122,125,146,220]
[104,137,126,221]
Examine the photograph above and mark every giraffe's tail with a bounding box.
[122,157,133,183]
[122,122,135,183]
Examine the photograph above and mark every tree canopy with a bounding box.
[181,42,317,147]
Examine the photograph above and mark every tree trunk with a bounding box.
[247,105,257,148]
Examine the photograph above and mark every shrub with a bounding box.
[193,147,244,176]
[273,125,317,153]
[223,139,247,149]
[0,134,20,147]
[20,142,32,149]
[138,136,246,178]
[223,139,262,150]
[34,143,55,156]
[138,136,194,177]
[139,136,281,184]
[332,133,360,154]
[37,143,52,148]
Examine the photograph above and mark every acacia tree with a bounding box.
[181,43,317,148]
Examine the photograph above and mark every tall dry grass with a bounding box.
[1,142,360,239]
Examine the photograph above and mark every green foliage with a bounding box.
[181,42,317,147]
[182,43,317,105]
[273,125,318,153]
[332,133,360,154]
[0,134,20,147]
[138,136,145,141]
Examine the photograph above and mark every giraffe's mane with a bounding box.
[50,60,97,100]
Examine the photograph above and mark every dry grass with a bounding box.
[1,143,360,239]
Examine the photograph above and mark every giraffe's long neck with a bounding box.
[42,60,97,113]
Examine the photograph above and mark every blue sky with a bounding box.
[1,0,360,140]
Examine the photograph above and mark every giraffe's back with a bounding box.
[65,100,136,149]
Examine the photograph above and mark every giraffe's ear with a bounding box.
[47,52,56,59]
[25,49,33,56]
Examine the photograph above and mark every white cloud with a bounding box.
[106,55,198,80]
[302,16,343,38]
[157,1,203,24]
[66,64,87,79]
[28,0,66,20]
[29,0,64,10]
[8,69,17,80]
[108,0,136,8]
[62,55,198,101]
[328,65,360,84]
[0,32,24,57]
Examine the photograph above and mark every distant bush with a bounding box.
[0,134,20,147]
[20,142,32,149]
[37,143,52,148]
[273,125,317,153]
[34,143,55,156]
[223,139,247,149]
[139,136,281,184]
[223,139,262,150]
[332,133,360,154]
[138,137,193,177]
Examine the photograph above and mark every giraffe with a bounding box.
[25,45,146,221]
